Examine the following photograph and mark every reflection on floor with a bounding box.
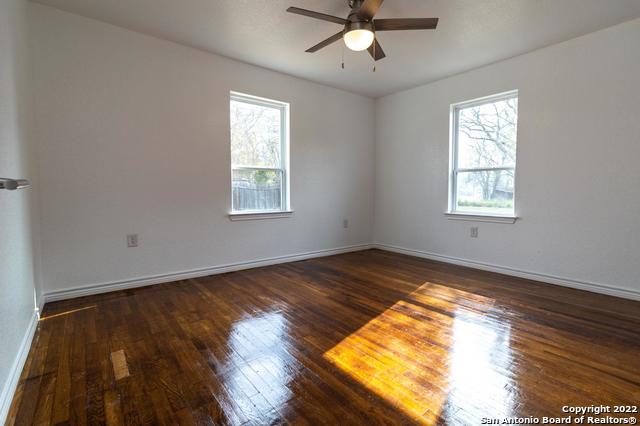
[324,285,517,424]
[7,249,640,425]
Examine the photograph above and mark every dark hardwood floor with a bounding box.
[7,249,640,425]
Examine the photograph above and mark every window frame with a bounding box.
[229,91,291,217]
[448,90,519,221]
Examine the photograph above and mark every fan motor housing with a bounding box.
[348,0,365,10]
[344,20,374,34]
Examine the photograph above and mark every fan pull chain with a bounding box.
[341,43,345,69]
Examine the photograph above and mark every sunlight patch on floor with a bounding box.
[323,281,516,424]
[39,305,96,320]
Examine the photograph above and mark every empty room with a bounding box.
[1,0,640,424]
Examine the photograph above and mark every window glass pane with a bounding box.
[456,169,514,215]
[457,97,517,169]
[232,168,282,211]
[230,100,281,168]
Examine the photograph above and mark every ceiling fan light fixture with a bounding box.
[344,29,374,51]
[343,21,374,51]
[287,1,438,60]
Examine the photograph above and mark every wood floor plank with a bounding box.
[6,249,640,425]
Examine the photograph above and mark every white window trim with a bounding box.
[444,212,517,224]
[229,210,294,221]
[446,90,519,223]
[229,91,291,219]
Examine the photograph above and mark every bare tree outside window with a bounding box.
[231,101,281,167]
[451,92,518,215]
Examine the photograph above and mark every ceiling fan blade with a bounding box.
[367,38,386,61]
[306,31,344,53]
[286,7,347,25]
[356,0,384,20]
[374,18,439,31]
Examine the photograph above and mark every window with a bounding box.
[449,91,518,217]
[230,92,289,214]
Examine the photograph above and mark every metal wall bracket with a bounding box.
[0,178,31,190]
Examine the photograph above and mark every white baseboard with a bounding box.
[41,241,639,305]
[37,296,45,317]
[0,310,39,425]
[373,243,640,301]
[43,244,372,304]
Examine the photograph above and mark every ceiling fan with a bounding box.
[286,0,438,61]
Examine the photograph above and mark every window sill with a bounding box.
[445,212,518,224]
[228,210,294,221]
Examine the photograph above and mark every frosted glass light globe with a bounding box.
[344,29,375,51]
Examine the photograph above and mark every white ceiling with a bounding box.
[33,0,640,98]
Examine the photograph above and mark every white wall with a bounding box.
[29,5,640,300]
[374,18,640,297]
[30,4,375,295]
[0,0,41,421]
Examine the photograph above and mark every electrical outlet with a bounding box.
[127,234,139,247]
[470,227,478,238]
[343,219,349,229]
